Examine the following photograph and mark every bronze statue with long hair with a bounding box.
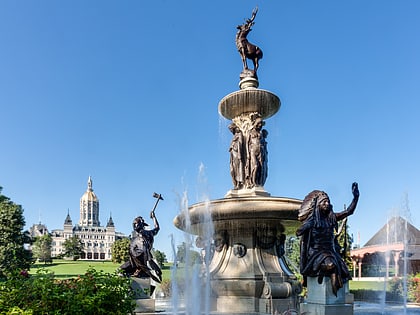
[296,183,359,295]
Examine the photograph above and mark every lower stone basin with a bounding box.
[173,195,303,314]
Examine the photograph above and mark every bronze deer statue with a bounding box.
[236,7,263,76]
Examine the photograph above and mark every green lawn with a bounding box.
[32,260,386,294]
[32,260,121,278]
[350,280,387,291]
[31,259,173,280]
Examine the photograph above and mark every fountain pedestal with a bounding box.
[131,277,155,314]
[174,196,303,314]
[173,54,305,313]
[300,277,353,315]
[211,242,300,314]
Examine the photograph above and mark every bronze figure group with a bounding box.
[229,115,268,190]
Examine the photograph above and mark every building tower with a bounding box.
[79,176,100,226]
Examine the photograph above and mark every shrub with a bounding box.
[388,276,404,302]
[408,273,420,303]
[0,267,135,314]
[351,274,420,303]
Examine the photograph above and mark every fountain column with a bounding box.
[174,74,303,314]
[173,8,302,314]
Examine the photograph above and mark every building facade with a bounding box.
[350,216,420,278]
[51,177,125,260]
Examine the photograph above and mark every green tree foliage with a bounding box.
[32,234,52,263]
[176,242,187,263]
[153,249,167,267]
[176,242,201,265]
[63,236,84,260]
[336,219,354,271]
[285,236,301,277]
[111,238,129,264]
[0,187,31,278]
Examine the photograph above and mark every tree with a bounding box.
[63,236,84,260]
[176,242,187,264]
[32,234,52,263]
[111,238,129,264]
[285,236,301,277]
[336,219,354,272]
[176,242,201,265]
[153,249,167,267]
[0,187,32,277]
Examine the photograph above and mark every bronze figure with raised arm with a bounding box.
[296,183,359,295]
[120,193,164,285]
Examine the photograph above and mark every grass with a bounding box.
[32,260,389,296]
[31,259,173,280]
[350,280,387,291]
[349,281,389,291]
[32,260,121,279]
[161,264,172,281]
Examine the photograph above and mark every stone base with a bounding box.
[306,276,346,304]
[216,297,258,313]
[131,277,155,313]
[215,296,298,314]
[225,186,270,198]
[301,277,353,315]
[239,75,259,89]
[300,302,353,315]
[133,299,155,314]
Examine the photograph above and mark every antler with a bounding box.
[249,7,258,23]
[245,7,258,27]
[251,7,258,20]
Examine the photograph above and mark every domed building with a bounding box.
[79,176,100,226]
[51,177,125,260]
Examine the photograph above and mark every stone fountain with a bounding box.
[174,8,302,315]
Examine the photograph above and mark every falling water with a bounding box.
[401,193,411,315]
[170,166,215,315]
[377,195,413,315]
[170,234,180,314]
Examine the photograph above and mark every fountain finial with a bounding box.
[236,7,263,88]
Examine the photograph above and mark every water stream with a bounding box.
[170,167,214,315]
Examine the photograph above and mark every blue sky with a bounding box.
[1,1,419,260]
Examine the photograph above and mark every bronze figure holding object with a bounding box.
[120,193,164,285]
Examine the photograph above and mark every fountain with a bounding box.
[173,8,302,315]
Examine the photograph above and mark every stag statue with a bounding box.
[236,7,263,77]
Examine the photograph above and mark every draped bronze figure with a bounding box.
[297,183,359,295]
[120,194,164,285]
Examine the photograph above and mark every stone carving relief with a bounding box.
[229,112,268,189]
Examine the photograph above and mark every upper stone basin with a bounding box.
[218,89,280,120]
[173,196,302,236]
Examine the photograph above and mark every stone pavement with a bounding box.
[353,301,420,314]
[154,298,420,315]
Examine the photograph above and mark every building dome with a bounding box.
[79,176,100,226]
[81,176,98,202]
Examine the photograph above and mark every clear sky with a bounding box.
[1,1,419,260]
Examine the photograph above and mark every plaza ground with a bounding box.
[152,298,420,315]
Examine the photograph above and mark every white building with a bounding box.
[51,176,125,260]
